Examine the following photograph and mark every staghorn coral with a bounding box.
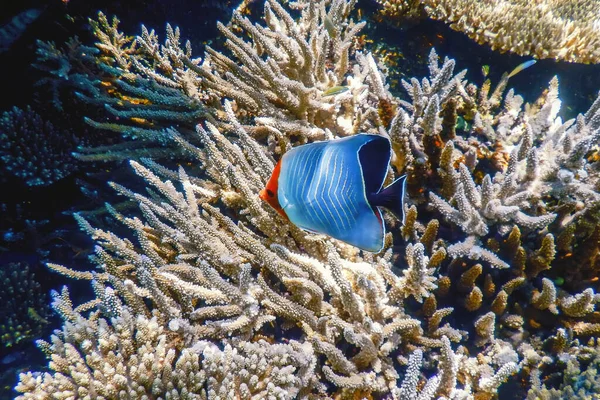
[422,0,600,63]
[14,0,600,398]
[525,334,600,399]
[16,303,318,399]
[374,0,425,26]
[393,348,441,399]
[34,13,209,162]
[15,1,522,394]
[0,262,50,348]
[396,242,439,303]
[389,45,600,397]
[15,121,513,397]
[35,0,388,163]
[377,0,600,64]
[0,106,79,186]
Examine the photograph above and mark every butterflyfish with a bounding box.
[259,133,407,252]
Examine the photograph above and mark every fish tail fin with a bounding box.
[370,175,408,224]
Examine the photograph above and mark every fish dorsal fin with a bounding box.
[357,135,392,195]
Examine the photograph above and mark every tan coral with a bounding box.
[375,0,425,24]
[421,0,600,64]
[398,243,439,303]
[465,286,484,312]
[475,312,496,345]
[531,278,559,314]
[560,288,599,317]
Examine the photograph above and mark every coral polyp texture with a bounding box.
[15,0,600,398]
[0,262,50,348]
[0,106,79,186]
[377,0,600,64]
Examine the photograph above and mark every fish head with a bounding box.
[259,159,288,220]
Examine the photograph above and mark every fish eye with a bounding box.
[266,189,274,197]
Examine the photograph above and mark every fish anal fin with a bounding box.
[368,175,407,224]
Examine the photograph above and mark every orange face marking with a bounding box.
[259,159,289,220]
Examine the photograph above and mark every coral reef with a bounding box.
[0,106,79,186]
[16,305,319,399]
[374,0,425,25]
[0,8,42,53]
[34,0,384,162]
[0,262,50,348]
[525,332,600,399]
[14,0,600,398]
[377,0,600,64]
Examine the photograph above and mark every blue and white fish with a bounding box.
[259,133,407,252]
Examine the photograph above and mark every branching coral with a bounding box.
[17,304,318,399]
[14,0,600,398]
[389,40,600,398]
[0,106,79,186]
[423,0,600,63]
[525,333,600,398]
[377,0,600,64]
[16,117,507,396]
[36,0,390,162]
[375,0,425,25]
[0,262,50,348]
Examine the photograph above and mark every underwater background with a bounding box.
[1,0,600,399]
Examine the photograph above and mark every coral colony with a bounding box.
[14,0,600,398]
[0,106,79,186]
[377,0,600,64]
